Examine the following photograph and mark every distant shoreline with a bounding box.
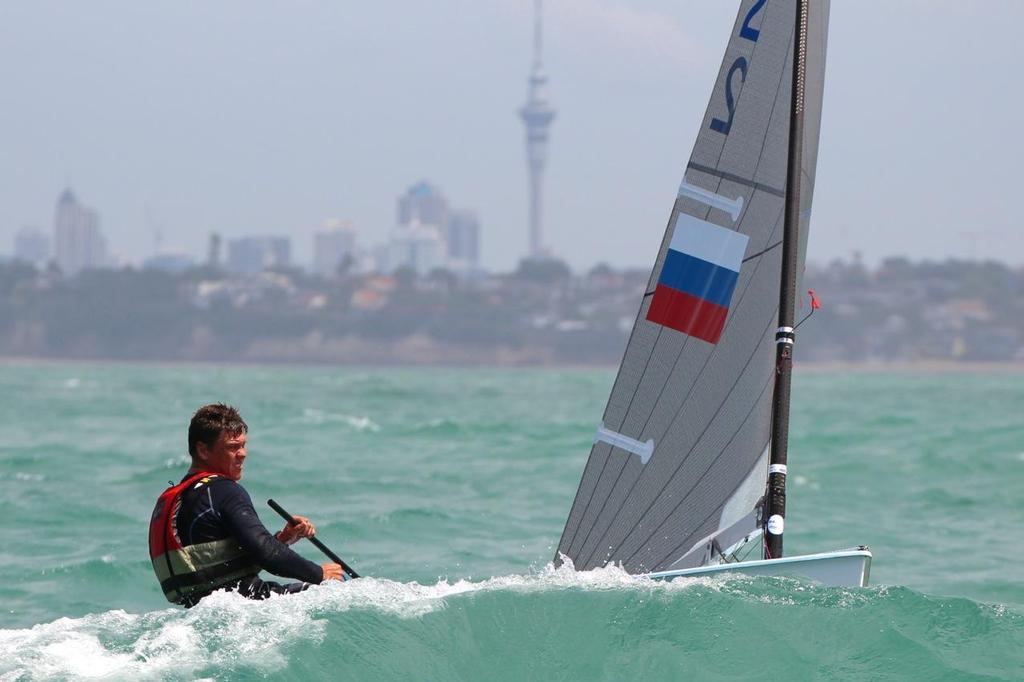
[3,355,1024,373]
[793,360,1024,373]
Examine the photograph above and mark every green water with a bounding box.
[1,363,1022,680]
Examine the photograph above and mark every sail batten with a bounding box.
[576,300,780,570]
[556,0,830,574]
[569,189,787,568]
[620,375,776,571]
[687,162,785,197]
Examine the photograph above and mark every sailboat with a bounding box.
[555,0,871,587]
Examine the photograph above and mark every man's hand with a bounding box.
[321,563,344,581]
[276,515,316,546]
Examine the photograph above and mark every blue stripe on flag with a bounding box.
[669,213,748,272]
[657,249,740,308]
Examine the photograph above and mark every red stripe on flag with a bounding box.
[646,283,729,344]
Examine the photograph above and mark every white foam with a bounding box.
[0,596,316,679]
[300,408,380,432]
[3,472,45,482]
[0,563,717,679]
[162,455,190,469]
[38,631,136,678]
[340,415,380,432]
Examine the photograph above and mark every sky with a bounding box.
[1,1,1021,273]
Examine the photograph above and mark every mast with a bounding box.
[765,0,810,560]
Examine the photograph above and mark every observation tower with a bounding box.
[519,0,556,260]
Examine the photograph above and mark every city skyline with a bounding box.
[16,182,483,277]
[1,2,1022,272]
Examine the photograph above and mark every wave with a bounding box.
[299,408,380,432]
[0,472,46,482]
[3,564,1022,681]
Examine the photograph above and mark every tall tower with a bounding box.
[519,0,556,260]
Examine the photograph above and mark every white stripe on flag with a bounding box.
[668,213,749,273]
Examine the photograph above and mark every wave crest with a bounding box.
[3,567,1021,680]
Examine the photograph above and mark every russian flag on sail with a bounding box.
[646,213,749,344]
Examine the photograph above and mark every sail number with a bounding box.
[709,58,748,135]
[709,0,766,136]
[740,0,767,41]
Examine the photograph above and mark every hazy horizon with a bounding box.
[2,1,1020,272]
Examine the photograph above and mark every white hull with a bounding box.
[647,548,873,587]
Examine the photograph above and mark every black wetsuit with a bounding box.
[175,473,323,606]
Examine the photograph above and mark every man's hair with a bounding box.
[188,403,248,458]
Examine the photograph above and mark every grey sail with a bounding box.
[556,0,830,573]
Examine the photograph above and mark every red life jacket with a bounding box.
[149,471,260,604]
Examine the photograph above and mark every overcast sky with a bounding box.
[1,1,1020,272]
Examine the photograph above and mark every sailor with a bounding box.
[149,403,343,606]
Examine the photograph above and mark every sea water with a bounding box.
[1,363,1022,680]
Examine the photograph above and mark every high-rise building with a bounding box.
[226,236,290,274]
[207,233,222,268]
[398,181,449,229]
[446,210,480,269]
[519,0,556,260]
[14,227,49,267]
[53,188,107,275]
[387,220,445,276]
[313,219,357,276]
[391,181,483,273]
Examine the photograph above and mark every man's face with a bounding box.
[195,430,247,481]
